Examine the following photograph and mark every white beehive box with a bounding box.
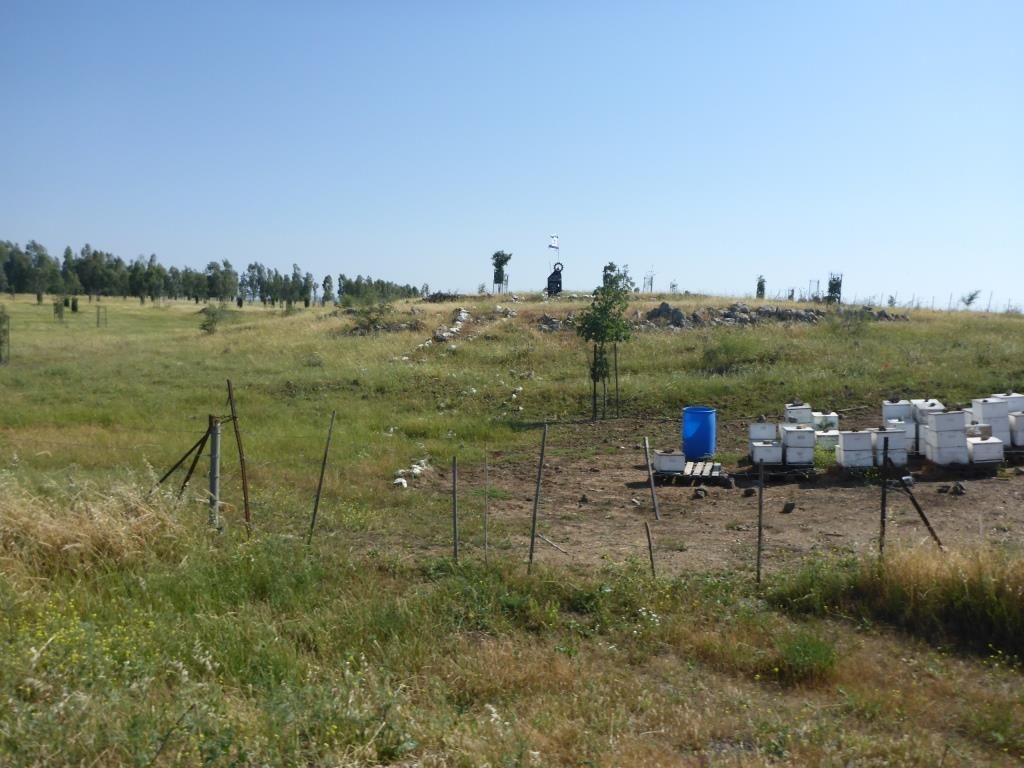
[923,425,967,449]
[992,392,1024,413]
[1011,412,1024,446]
[749,422,778,441]
[838,431,872,452]
[874,449,908,467]
[967,437,1004,463]
[911,399,945,423]
[928,410,968,432]
[812,411,839,430]
[836,446,873,468]
[882,399,914,422]
[784,446,815,465]
[779,424,816,447]
[751,441,783,465]
[784,403,814,424]
[973,398,1009,421]
[870,425,906,453]
[653,449,685,473]
[929,445,969,465]
[815,430,840,449]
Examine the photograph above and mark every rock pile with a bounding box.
[430,307,472,343]
[641,302,909,329]
[537,312,576,332]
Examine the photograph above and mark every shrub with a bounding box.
[199,304,225,333]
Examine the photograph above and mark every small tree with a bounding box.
[961,290,981,308]
[491,251,512,293]
[826,273,843,305]
[577,263,633,419]
[756,275,766,299]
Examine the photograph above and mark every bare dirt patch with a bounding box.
[428,419,1024,576]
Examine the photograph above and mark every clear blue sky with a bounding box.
[2,1,1021,307]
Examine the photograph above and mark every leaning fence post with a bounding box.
[208,415,222,531]
[643,436,661,520]
[527,423,548,574]
[227,379,252,532]
[307,410,336,545]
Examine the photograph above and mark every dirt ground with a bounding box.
[432,418,1024,575]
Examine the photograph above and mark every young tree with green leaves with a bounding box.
[491,250,511,293]
[577,263,633,419]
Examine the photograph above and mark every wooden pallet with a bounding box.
[684,461,722,478]
[654,461,727,485]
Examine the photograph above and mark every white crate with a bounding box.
[748,422,778,441]
[967,437,1004,463]
[653,450,685,473]
[815,430,840,449]
[784,446,815,465]
[924,427,967,449]
[875,449,908,467]
[992,392,1024,413]
[780,424,816,447]
[784,403,814,424]
[836,446,873,468]
[812,411,839,430]
[973,398,1009,421]
[928,410,968,432]
[751,441,783,465]
[882,399,914,422]
[838,431,872,452]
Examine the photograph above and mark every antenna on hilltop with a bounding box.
[547,234,559,272]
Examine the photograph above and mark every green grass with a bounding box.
[1,292,1023,765]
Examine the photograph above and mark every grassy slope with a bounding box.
[1,294,1022,766]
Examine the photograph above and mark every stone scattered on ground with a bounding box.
[639,301,910,330]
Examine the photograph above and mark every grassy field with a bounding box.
[1,293,1022,766]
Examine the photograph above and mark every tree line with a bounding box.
[0,240,419,306]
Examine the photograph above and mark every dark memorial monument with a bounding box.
[546,262,563,296]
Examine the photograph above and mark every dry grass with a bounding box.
[769,544,1024,658]
[0,473,189,582]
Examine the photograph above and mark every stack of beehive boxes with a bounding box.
[1005,392,1024,449]
[749,421,781,465]
[836,430,873,468]
[747,401,833,466]
[779,424,815,466]
[869,422,909,466]
[881,399,915,452]
[920,409,969,465]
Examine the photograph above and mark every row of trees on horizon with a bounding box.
[0,240,420,306]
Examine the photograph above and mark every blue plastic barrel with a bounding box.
[682,406,717,460]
